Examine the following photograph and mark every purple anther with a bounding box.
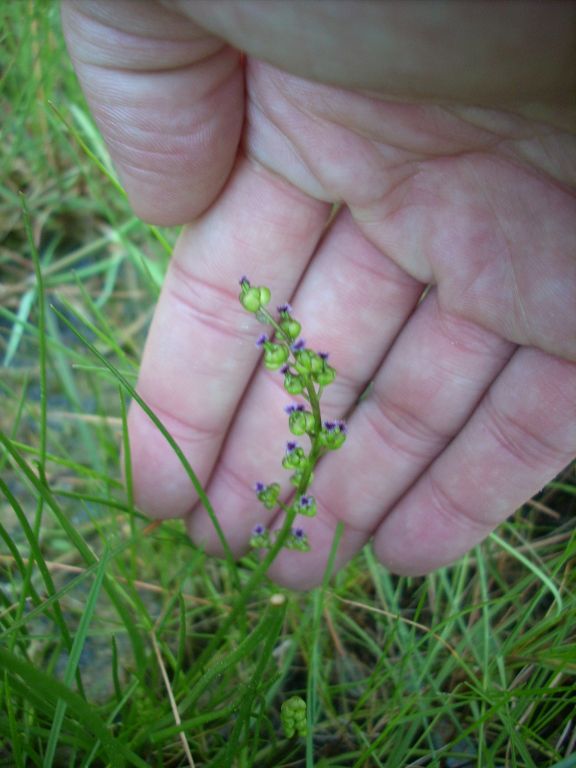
[252,524,266,536]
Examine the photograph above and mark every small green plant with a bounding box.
[281,695,308,738]
[239,277,347,553]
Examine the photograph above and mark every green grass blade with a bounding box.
[49,301,238,578]
[0,646,148,768]
[490,530,563,614]
[43,547,111,768]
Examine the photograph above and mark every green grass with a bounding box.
[1,2,576,766]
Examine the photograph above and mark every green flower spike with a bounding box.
[239,279,347,552]
[281,695,307,738]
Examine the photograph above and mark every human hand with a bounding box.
[62,0,576,589]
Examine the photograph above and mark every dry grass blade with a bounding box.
[151,630,196,768]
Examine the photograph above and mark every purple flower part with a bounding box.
[280,364,290,374]
[286,441,298,453]
[239,275,250,286]
[292,527,305,539]
[254,482,266,493]
[299,495,312,508]
[324,420,347,433]
[256,333,268,347]
[252,523,266,536]
[277,303,292,314]
[291,339,306,352]
[318,351,330,360]
[284,403,305,414]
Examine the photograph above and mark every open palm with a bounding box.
[63,0,576,588]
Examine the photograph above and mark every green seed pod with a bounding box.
[283,371,305,395]
[318,423,347,450]
[249,526,271,549]
[280,318,302,341]
[258,286,271,305]
[293,349,312,375]
[286,529,310,552]
[288,409,308,436]
[263,343,289,370]
[314,364,336,387]
[295,349,324,376]
[289,470,314,487]
[304,411,316,433]
[240,286,263,313]
[256,482,280,509]
[282,446,307,471]
[298,495,317,516]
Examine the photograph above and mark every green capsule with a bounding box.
[286,531,311,552]
[256,482,280,509]
[240,286,263,313]
[314,364,336,386]
[318,424,346,450]
[282,446,307,471]
[295,349,323,376]
[280,318,302,341]
[283,371,305,395]
[263,343,289,370]
[249,529,271,549]
[288,409,308,436]
[298,495,317,516]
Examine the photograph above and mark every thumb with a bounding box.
[61,0,243,226]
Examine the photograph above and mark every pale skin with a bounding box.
[61,0,576,589]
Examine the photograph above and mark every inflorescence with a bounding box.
[239,277,347,552]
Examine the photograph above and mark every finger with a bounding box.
[372,348,576,576]
[185,208,424,552]
[128,157,329,519]
[266,290,515,589]
[61,0,243,225]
